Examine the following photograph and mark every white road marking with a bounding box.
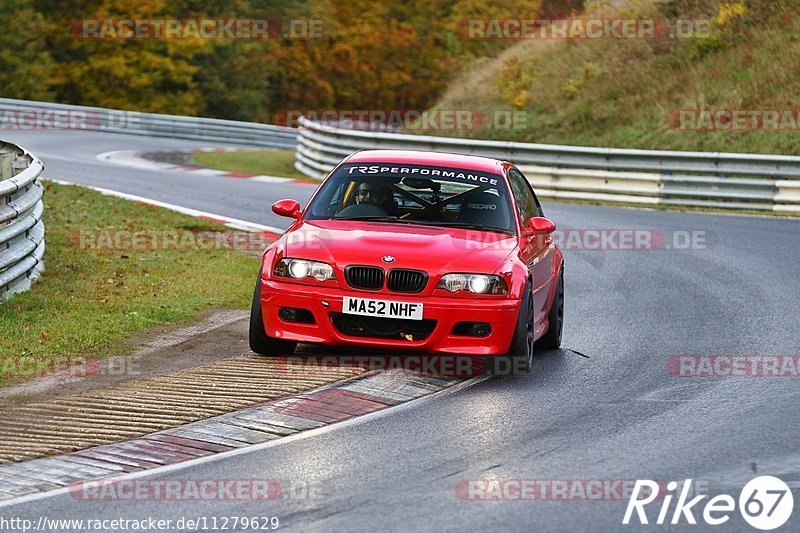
[95,149,313,186]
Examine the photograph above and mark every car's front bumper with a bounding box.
[260,279,520,355]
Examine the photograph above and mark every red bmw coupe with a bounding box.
[250,150,564,374]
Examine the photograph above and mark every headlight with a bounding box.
[437,273,507,294]
[274,258,335,282]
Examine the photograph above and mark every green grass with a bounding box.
[0,183,259,385]
[432,0,800,155]
[193,149,313,181]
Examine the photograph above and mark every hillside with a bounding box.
[431,0,800,155]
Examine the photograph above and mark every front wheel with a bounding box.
[488,280,534,376]
[249,276,297,356]
[537,269,564,350]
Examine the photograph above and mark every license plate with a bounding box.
[342,297,423,321]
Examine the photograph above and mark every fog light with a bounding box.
[471,323,492,337]
[279,307,298,322]
[452,321,492,337]
[278,307,315,324]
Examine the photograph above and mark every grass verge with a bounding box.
[0,182,260,386]
[193,149,314,181]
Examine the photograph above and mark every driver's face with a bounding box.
[356,184,386,206]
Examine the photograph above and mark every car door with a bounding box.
[507,167,555,325]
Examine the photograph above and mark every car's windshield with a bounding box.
[305,162,515,233]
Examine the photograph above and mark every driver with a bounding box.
[356,181,396,215]
[356,181,389,206]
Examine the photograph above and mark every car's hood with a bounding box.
[277,220,517,274]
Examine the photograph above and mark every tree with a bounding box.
[33,0,209,114]
[0,0,55,100]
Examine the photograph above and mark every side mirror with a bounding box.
[272,199,302,219]
[525,216,556,236]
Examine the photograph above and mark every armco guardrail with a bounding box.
[0,142,45,301]
[0,98,297,149]
[295,118,800,213]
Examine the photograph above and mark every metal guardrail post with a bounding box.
[0,98,298,150]
[294,118,800,213]
[1,101,797,215]
[0,151,15,180]
[0,142,45,301]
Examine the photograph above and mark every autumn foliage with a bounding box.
[0,0,564,122]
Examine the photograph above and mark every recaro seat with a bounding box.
[457,190,512,229]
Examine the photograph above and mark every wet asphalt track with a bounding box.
[2,129,799,532]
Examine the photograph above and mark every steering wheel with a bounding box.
[335,203,388,218]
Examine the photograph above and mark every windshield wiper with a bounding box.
[334,216,511,234]
[423,221,513,234]
[333,216,450,231]
[418,220,490,230]
[335,216,400,222]
[430,221,486,229]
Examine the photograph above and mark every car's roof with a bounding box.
[344,150,506,175]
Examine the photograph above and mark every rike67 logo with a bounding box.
[623,477,794,530]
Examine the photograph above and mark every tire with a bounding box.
[249,276,297,356]
[537,268,564,350]
[488,280,534,376]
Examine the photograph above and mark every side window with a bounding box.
[311,179,348,217]
[508,168,541,221]
[528,174,544,216]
